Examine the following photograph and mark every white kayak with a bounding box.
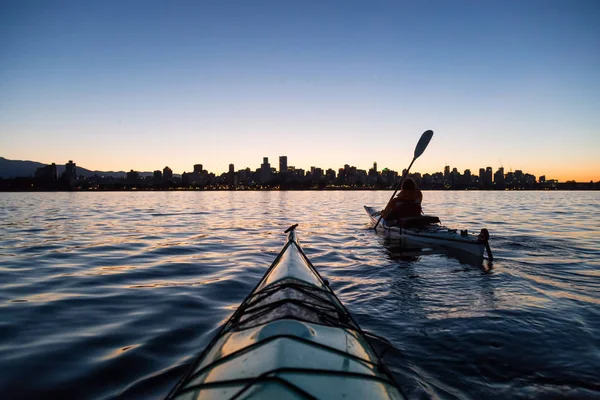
[364,206,492,259]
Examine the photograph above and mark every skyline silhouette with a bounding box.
[0,154,597,183]
[2,156,598,192]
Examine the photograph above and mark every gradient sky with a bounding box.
[1,0,598,181]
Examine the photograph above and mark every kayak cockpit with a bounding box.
[387,215,441,229]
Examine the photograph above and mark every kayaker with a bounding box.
[381,177,423,221]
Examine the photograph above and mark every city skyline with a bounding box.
[1,153,596,183]
[6,155,585,185]
[1,155,600,183]
[6,154,595,192]
[1,1,599,182]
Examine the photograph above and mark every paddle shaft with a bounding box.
[485,242,494,261]
[373,157,415,230]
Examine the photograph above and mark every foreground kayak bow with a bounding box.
[167,224,405,399]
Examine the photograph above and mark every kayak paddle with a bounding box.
[373,129,434,230]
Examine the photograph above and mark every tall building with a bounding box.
[326,169,336,183]
[373,162,377,173]
[65,160,77,187]
[485,167,493,185]
[279,156,287,173]
[228,164,235,185]
[260,157,271,183]
[127,170,139,184]
[444,165,450,179]
[163,166,173,181]
[451,167,459,184]
[153,170,163,185]
[463,169,472,185]
[193,164,203,174]
[35,163,58,182]
[494,167,505,186]
[514,170,524,185]
[505,172,515,186]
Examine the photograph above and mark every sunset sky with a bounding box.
[1,0,598,181]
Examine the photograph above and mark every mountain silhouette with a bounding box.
[0,157,154,179]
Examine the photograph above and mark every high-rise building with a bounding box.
[463,169,472,185]
[228,164,235,185]
[193,164,203,174]
[485,167,493,185]
[35,163,58,182]
[514,170,524,185]
[525,173,536,185]
[127,169,139,184]
[373,162,377,173]
[451,167,459,184]
[163,166,173,181]
[444,165,450,179]
[153,170,163,184]
[494,167,505,186]
[325,169,336,183]
[279,156,287,173]
[65,160,77,187]
[260,157,271,183]
[505,172,515,186]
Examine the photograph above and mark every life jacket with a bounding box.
[386,189,423,220]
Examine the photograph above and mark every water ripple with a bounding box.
[0,191,599,399]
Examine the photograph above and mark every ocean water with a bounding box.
[0,191,598,399]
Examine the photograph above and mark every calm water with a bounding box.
[1,191,599,399]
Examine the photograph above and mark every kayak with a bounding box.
[364,205,491,259]
[166,224,405,399]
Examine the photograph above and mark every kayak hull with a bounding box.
[364,205,486,258]
[168,228,405,400]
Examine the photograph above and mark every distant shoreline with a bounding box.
[1,186,598,193]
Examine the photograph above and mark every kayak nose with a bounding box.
[256,319,316,340]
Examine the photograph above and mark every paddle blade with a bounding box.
[414,130,434,159]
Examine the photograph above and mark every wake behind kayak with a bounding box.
[166,224,405,399]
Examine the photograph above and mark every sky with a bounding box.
[1,0,598,181]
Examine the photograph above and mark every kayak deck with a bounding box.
[364,205,489,258]
[167,227,404,400]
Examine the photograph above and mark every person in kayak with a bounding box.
[381,177,423,221]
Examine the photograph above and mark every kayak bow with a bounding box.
[167,225,405,400]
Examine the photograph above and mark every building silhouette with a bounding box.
[494,167,505,187]
[153,170,162,185]
[163,166,173,182]
[279,156,287,173]
[485,167,493,186]
[260,157,271,183]
[65,160,77,187]
[35,163,58,182]
[127,169,139,184]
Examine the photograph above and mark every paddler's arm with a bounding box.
[381,200,394,219]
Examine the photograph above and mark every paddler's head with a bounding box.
[401,178,417,191]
